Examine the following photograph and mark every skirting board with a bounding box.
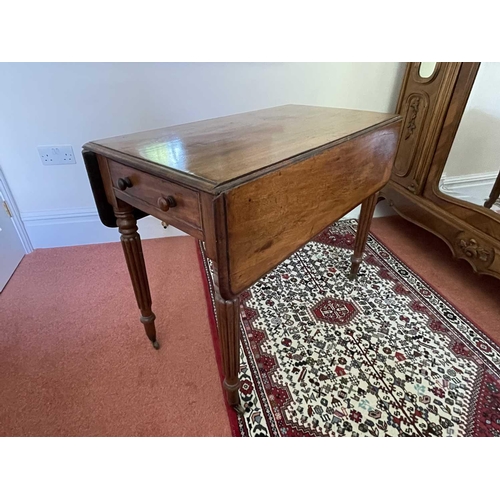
[22,208,186,249]
[440,171,497,191]
[21,201,396,249]
[440,171,497,204]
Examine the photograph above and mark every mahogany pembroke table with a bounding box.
[82,105,401,413]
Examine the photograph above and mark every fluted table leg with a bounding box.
[349,191,378,280]
[115,202,159,349]
[213,264,243,414]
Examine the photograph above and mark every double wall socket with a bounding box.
[38,145,76,165]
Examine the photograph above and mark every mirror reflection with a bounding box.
[440,62,500,214]
[419,62,437,79]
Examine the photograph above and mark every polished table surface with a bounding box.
[82,104,401,412]
[88,105,400,191]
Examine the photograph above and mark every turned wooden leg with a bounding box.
[115,202,159,350]
[348,191,378,280]
[213,265,243,414]
[484,171,500,209]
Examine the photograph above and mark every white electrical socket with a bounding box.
[37,145,76,165]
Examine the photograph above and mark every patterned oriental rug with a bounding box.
[197,220,500,437]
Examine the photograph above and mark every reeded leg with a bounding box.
[115,202,159,349]
[484,171,500,209]
[213,265,243,414]
[348,191,378,280]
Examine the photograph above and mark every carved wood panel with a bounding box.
[391,62,461,195]
[393,92,429,182]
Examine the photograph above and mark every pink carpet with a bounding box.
[1,216,499,436]
[0,237,231,436]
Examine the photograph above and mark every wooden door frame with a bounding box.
[0,167,33,253]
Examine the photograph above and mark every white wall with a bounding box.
[444,62,500,178]
[0,63,405,248]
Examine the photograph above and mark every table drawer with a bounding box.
[107,159,202,233]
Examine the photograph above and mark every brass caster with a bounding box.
[232,404,245,415]
[152,341,160,350]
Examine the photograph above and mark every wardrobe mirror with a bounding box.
[439,62,500,215]
[419,62,437,79]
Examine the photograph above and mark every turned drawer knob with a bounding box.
[117,177,133,190]
[157,196,177,211]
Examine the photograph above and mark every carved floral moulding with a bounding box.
[405,96,421,140]
[455,232,494,268]
[394,92,429,179]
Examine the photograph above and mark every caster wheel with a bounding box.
[152,341,160,350]
[232,404,245,415]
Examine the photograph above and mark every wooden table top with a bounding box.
[84,104,399,192]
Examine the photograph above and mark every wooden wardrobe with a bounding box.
[380,62,500,280]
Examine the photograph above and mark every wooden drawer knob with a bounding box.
[117,177,133,190]
[157,196,177,211]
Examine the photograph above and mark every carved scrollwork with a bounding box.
[393,92,429,178]
[456,235,493,264]
[405,96,421,140]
